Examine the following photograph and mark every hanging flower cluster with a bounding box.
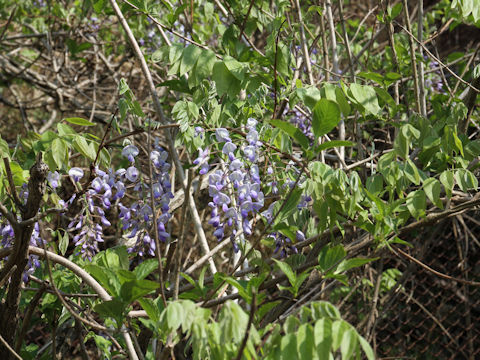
[118,143,173,257]
[196,119,265,251]
[67,141,173,259]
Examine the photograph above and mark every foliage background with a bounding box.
[0,0,479,359]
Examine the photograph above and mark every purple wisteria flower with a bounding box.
[69,167,84,182]
[215,128,231,142]
[122,145,139,163]
[194,148,210,175]
[119,143,173,257]
[194,126,205,139]
[198,120,265,251]
[47,171,60,189]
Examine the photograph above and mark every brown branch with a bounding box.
[392,246,480,286]
[3,157,22,209]
[238,0,256,42]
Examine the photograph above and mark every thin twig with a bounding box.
[417,0,427,117]
[402,0,421,114]
[0,265,16,288]
[394,20,480,94]
[234,290,256,360]
[295,0,314,85]
[173,170,193,300]
[392,246,480,286]
[325,0,344,161]
[0,333,22,360]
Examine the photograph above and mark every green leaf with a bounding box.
[134,259,158,280]
[180,45,202,76]
[270,119,310,150]
[357,71,384,85]
[219,301,249,343]
[120,279,159,303]
[280,333,298,360]
[423,178,443,209]
[85,264,121,296]
[359,335,375,360]
[57,123,76,136]
[273,259,296,287]
[221,276,250,301]
[453,132,464,156]
[331,319,349,351]
[93,0,106,13]
[51,138,67,168]
[64,117,95,126]
[194,49,216,81]
[316,140,354,152]
[314,318,332,360]
[404,159,420,185]
[312,99,341,138]
[335,87,351,116]
[390,3,403,19]
[374,87,397,113]
[119,78,129,95]
[0,136,10,159]
[212,61,241,98]
[297,324,316,359]
[455,169,478,191]
[223,56,245,81]
[95,246,130,270]
[165,301,185,331]
[406,190,426,219]
[138,297,164,323]
[296,86,321,109]
[94,298,127,327]
[318,245,346,273]
[340,327,358,360]
[311,301,341,319]
[275,188,303,224]
[59,230,69,256]
[366,174,383,195]
[336,257,378,273]
[440,170,454,198]
[73,136,96,161]
[350,83,381,115]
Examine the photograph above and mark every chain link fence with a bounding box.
[338,218,480,359]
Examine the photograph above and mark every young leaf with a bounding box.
[134,259,159,280]
[406,190,426,219]
[350,83,381,115]
[59,230,69,256]
[335,257,378,274]
[316,140,354,152]
[270,119,310,150]
[64,117,96,126]
[212,61,241,97]
[423,178,443,209]
[318,245,346,273]
[180,45,202,76]
[51,138,67,168]
[273,259,296,287]
[312,99,341,138]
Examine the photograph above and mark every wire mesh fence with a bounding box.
[338,217,480,359]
